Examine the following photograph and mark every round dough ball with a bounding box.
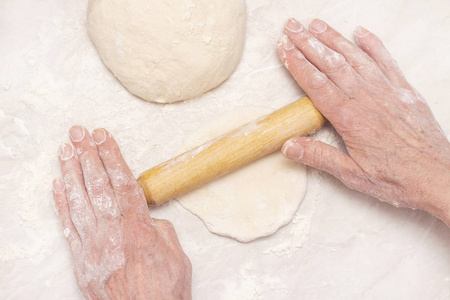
[176,106,308,242]
[87,0,246,103]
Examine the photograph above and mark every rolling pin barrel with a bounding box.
[137,97,325,205]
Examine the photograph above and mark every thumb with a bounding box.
[282,137,363,186]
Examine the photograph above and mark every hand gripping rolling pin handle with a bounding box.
[137,97,325,205]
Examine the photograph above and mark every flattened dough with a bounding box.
[177,106,307,242]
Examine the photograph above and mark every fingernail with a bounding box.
[278,35,295,51]
[53,178,65,193]
[59,143,74,161]
[354,26,369,38]
[69,125,85,142]
[92,129,106,145]
[285,18,304,33]
[282,140,303,160]
[310,19,327,34]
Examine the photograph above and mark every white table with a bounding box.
[1,0,449,298]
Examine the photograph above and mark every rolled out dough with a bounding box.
[176,106,308,242]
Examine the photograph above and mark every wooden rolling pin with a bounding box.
[138,97,325,205]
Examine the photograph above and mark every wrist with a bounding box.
[424,185,450,227]
[416,158,450,226]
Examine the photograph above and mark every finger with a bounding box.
[59,143,97,240]
[154,219,183,250]
[282,137,365,190]
[69,125,121,221]
[52,178,81,252]
[354,26,411,90]
[278,35,348,122]
[308,19,389,86]
[284,18,366,95]
[92,128,148,220]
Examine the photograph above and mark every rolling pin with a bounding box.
[137,97,325,205]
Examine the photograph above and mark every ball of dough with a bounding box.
[87,0,247,103]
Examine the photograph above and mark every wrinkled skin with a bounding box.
[53,126,192,299]
[278,19,450,225]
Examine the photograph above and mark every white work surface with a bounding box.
[1,0,450,299]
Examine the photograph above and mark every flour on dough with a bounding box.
[176,106,307,242]
[87,0,246,103]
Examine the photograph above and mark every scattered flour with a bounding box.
[1,0,450,299]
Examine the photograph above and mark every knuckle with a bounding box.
[362,35,380,52]
[175,250,192,271]
[373,36,386,49]
[182,254,192,270]
[86,174,110,194]
[323,52,347,72]
[310,143,324,169]
[76,140,97,158]
[99,144,120,160]
[293,50,306,61]
[333,104,358,130]
[338,169,357,187]
[157,219,175,229]
[381,57,401,73]
[337,164,367,192]
[328,34,344,48]
[307,72,329,90]
[350,53,371,70]
[114,181,138,196]
[111,173,140,197]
